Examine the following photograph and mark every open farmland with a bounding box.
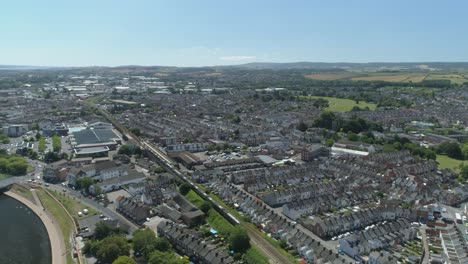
[304,73,360,80]
[304,71,468,84]
[351,73,424,82]
[424,74,468,85]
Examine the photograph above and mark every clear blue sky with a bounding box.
[2,0,468,67]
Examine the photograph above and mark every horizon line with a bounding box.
[3,61,468,69]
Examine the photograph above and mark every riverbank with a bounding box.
[5,190,66,264]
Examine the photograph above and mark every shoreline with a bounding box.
[5,190,67,264]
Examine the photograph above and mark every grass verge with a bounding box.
[48,189,98,219]
[36,188,75,264]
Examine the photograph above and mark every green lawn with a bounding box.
[299,96,377,112]
[36,189,75,264]
[436,155,465,171]
[48,189,98,219]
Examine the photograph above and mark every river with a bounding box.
[0,195,52,264]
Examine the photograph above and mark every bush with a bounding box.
[179,183,191,195]
[229,226,250,254]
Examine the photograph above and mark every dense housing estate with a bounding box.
[0,64,468,264]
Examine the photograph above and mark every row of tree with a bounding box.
[0,152,28,176]
[312,112,383,133]
[83,226,188,264]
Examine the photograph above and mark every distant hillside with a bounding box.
[0,65,51,70]
[235,62,468,71]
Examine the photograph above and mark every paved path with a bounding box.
[5,190,67,264]
[420,227,429,264]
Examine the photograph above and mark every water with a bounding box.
[0,195,52,264]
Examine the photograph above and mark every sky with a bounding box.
[1,0,468,67]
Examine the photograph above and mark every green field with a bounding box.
[48,190,98,219]
[436,155,465,171]
[299,96,377,112]
[36,189,75,264]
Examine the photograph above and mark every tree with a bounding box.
[296,121,308,132]
[98,243,122,264]
[313,112,337,130]
[325,138,335,147]
[130,128,141,136]
[118,145,132,155]
[279,240,288,249]
[0,154,28,175]
[132,229,158,258]
[94,221,113,240]
[153,165,166,174]
[113,256,136,264]
[92,184,102,195]
[229,226,250,253]
[83,240,103,256]
[52,135,61,152]
[38,138,46,153]
[179,183,191,195]
[35,132,42,141]
[153,237,172,252]
[232,115,241,124]
[76,177,94,191]
[437,142,463,160]
[462,144,468,160]
[199,201,211,214]
[95,236,130,264]
[347,132,359,141]
[148,251,188,264]
[460,164,468,181]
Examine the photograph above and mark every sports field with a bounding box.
[299,96,377,112]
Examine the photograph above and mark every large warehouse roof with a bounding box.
[71,128,120,146]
